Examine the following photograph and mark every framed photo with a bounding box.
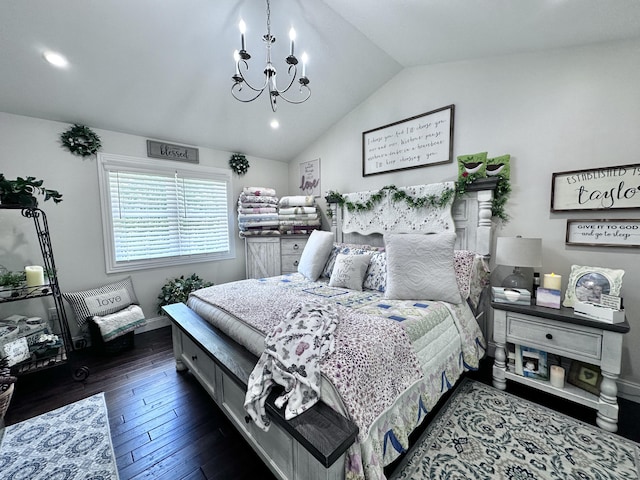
[566,219,640,248]
[562,264,625,308]
[551,163,640,212]
[299,158,321,197]
[362,104,454,177]
[568,361,602,396]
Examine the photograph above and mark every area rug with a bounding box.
[390,378,640,480]
[0,392,119,480]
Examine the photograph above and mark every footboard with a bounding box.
[163,303,358,480]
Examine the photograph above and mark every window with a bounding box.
[98,153,234,273]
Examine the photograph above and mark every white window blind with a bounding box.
[98,153,234,273]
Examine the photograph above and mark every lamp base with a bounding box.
[502,268,529,289]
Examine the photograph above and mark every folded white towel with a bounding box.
[91,305,146,341]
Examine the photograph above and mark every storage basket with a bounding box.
[88,319,135,355]
[0,382,15,420]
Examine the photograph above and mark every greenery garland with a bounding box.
[229,153,250,175]
[60,124,102,157]
[325,185,455,215]
[325,178,511,222]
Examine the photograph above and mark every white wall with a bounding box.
[0,112,289,337]
[289,39,640,398]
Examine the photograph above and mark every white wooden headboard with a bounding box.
[328,185,495,257]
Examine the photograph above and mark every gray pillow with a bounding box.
[63,276,139,326]
[384,233,462,304]
[329,253,371,291]
[297,230,334,281]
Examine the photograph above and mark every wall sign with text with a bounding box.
[147,140,199,163]
[566,219,640,248]
[551,163,640,211]
[362,105,454,177]
[299,158,321,196]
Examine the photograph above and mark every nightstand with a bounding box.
[491,301,630,432]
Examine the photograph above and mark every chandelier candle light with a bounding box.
[232,0,310,112]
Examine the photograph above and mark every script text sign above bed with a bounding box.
[551,163,640,211]
[362,105,454,177]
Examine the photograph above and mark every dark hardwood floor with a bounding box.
[4,326,275,480]
[5,327,640,480]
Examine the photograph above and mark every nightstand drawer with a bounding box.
[507,315,602,361]
[280,238,307,255]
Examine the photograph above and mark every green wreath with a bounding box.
[229,153,249,175]
[60,124,102,157]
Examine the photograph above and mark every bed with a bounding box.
[164,181,496,480]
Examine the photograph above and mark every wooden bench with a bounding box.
[163,303,358,480]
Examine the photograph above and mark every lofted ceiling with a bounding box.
[1,1,639,162]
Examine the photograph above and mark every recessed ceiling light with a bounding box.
[43,51,68,68]
[270,119,280,129]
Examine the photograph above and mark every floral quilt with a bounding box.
[189,273,486,480]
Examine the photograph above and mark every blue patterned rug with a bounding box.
[0,392,119,479]
[391,378,640,480]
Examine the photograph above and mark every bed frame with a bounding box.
[163,183,496,480]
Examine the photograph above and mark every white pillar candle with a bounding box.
[550,365,565,389]
[25,265,44,287]
[543,273,562,291]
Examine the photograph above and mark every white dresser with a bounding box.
[245,235,309,279]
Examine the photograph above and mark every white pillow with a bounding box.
[329,254,371,291]
[384,232,462,304]
[297,230,335,281]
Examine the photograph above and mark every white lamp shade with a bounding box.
[495,237,542,268]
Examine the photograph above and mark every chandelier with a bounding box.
[231,0,310,112]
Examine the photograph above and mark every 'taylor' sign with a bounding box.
[551,163,640,211]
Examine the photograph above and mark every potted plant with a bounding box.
[157,274,214,314]
[0,174,63,207]
[0,271,26,298]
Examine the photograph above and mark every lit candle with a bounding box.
[543,273,561,291]
[25,265,44,290]
[239,19,246,51]
[550,365,565,389]
[289,27,296,56]
[301,52,308,77]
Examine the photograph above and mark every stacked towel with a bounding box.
[278,196,321,235]
[238,187,280,237]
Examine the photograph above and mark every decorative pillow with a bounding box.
[63,277,139,326]
[562,265,625,307]
[363,251,387,292]
[486,154,511,179]
[384,233,462,304]
[297,230,335,281]
[322,243,383,278]
[329,254,371,291]
[457,152,487,180]
[454,250,477,300]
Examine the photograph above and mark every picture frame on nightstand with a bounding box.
[568,361,602,396]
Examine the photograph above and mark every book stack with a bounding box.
[492,287,531,305]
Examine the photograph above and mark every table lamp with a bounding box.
[495,236,542,289]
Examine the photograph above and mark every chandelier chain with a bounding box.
[266,0,271,37]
